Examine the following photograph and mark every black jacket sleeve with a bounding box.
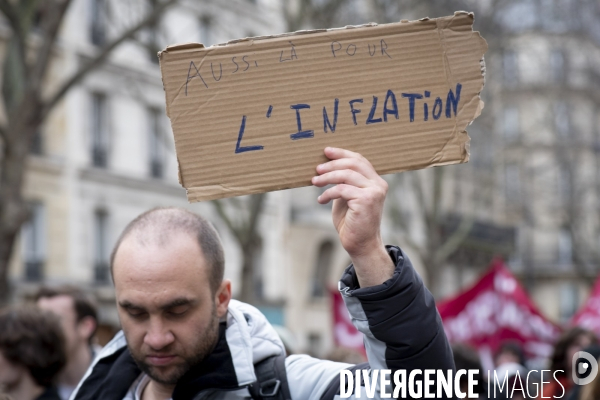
[338,245,455,398]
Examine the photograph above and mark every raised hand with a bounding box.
[311,147,394,288]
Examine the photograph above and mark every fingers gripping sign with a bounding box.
[311,147,395,288]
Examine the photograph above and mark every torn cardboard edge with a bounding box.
[159,12,488,202]
[160,11,473,54]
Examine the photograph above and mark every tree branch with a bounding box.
[431,167,444,226]
[0,0,20,31]
[40,0,178,119]
[387,176,410,230]
[386,175,425,259]
[0,0,29,113]
[28,0,73,93]
[284,0,310,31]
[312,0,348,27]
[433,214,474,266]
[245,194,265,241]
[0,0,26,66]
[211,199,240,241]
[410,171,431,228]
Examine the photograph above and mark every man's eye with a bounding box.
[127,310,146,318]
[168,307,188,316]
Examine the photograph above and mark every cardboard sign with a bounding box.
[159,12,487,202]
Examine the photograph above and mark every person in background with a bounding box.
[452,343,488,399]
[494,341,526,368]
[492,340,534,398]
[546,327,597,399]
[35,286,99,400]
[579,360,600,400]
[0,306,66,400]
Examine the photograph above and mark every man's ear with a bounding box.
[77,316,97,342]
[215,279,232,318]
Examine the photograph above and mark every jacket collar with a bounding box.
[172,322,237,399]
[72,300,284,400]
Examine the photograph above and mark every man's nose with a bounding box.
[144,318,175,350]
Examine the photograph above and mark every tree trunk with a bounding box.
[239,244,257,305]
[212,194,265,305]
[0,0,180,305]
[0,224,23,305]
[0,121,39,305]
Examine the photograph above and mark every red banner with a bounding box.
[437,259,561,363]
[571,274,600,336]
[331,288,365,354]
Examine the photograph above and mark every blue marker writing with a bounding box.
[323,99,339,133]
[349,99,363,126]
[235,116,264,154]
[290,104,314,140]
[366,96,382,124]
[402,93,424,122]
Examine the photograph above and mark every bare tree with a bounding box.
[381,0,600,297]
[0,0,179,305]
[387,167,487,296]
[212,195,265,305]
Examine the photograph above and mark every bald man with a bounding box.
[71,148,454,400]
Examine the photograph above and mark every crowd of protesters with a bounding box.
[452,328,600,400]
[1,284,600,399]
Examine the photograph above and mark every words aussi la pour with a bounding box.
[234,84,462,154]
[184,39,393,94]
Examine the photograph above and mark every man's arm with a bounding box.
[311,148,455,398]
[337,246,455,383]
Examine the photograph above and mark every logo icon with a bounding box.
[573,351,599,385]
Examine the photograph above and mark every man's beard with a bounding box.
[128,304,219,385]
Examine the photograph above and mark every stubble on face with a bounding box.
[127,303,220,385]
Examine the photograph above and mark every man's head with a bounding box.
[110,208,231,387]
[35,286,98,358]
[0,306,66,391]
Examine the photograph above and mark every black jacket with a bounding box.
[36,386,62,400]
